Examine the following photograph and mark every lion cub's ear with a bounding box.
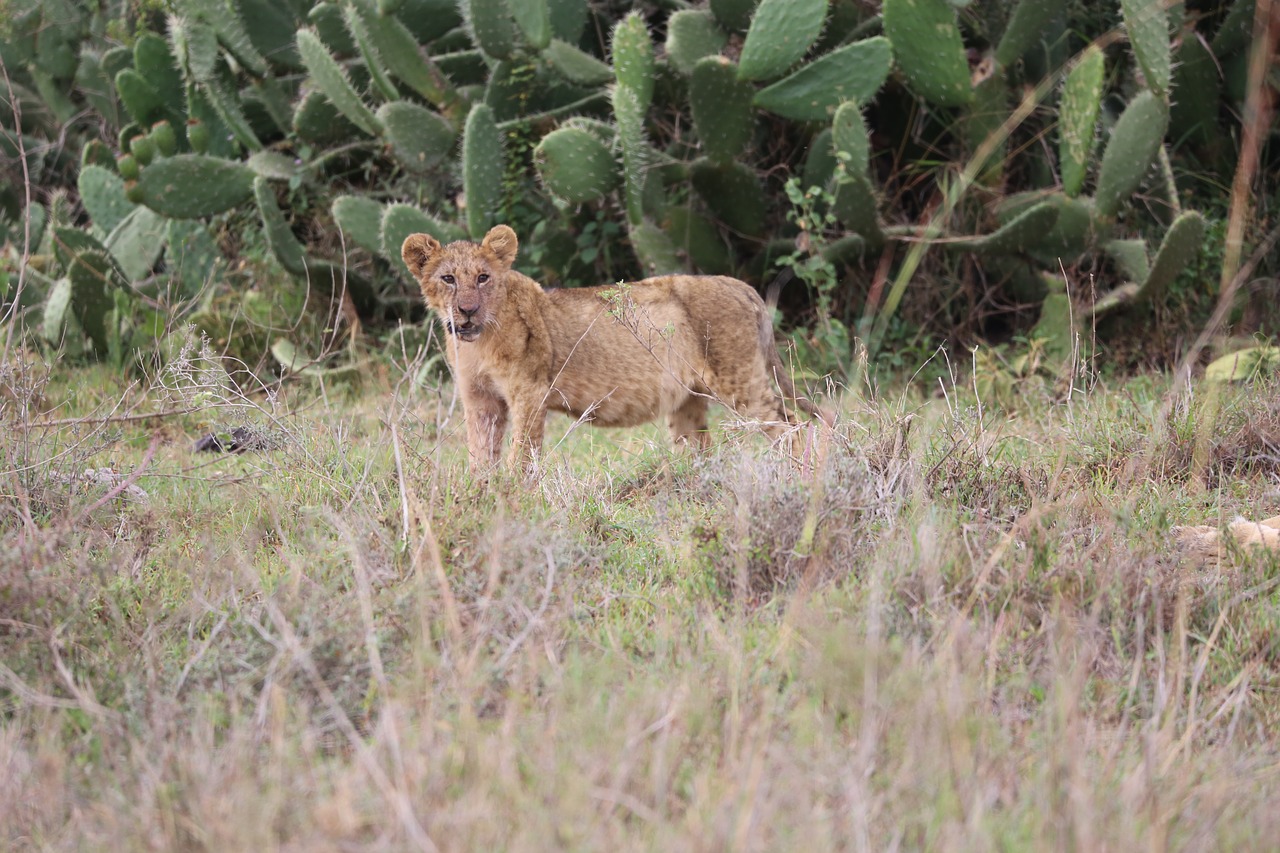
[481,224,518,269]
[401,233,442,279]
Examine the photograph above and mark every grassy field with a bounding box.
[3,339,1280,851]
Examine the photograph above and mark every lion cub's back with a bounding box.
[540,275,770,425]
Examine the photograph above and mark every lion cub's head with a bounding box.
[401,225,519,342]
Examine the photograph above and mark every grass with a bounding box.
[4,340,1280,851]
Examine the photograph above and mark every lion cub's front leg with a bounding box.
[460,381,508,473]
[505,389,549,473]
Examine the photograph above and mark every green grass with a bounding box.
[4,345,1280,850]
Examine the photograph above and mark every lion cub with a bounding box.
[402,224,825,474]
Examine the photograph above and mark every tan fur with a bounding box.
[402,225,826,474]
[1173,515,1280,562]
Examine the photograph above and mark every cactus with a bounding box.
[377,102,456,174]
[753,37,893,121]
[115,69,165,126]
[197,0,268,76]
[1169,35,1220,148]
[533,126,620,204]
[166,219,222,297]
[665,10,728,75]
[382,203,465,278]
[612,84,648,227]
[236,0,303,70]
[1031,291,1076,363]
[542,39,614,86]
[511,0,551,51]
[1132,210,1205,305]
[994,0,1059,68]
[666,206,732,273]
[292,89,361,145]
[689,57,755,165]
[135,154,256,219]
[691,159,766,237]
[341,5,400,101]
[80,140,115,171]
[945,202,1060,255]
[964,73,1009,185]
[105,206,167,282]
[296,28,381,136]
[42,278,84,355]
[462,103,506,239]
[331,196,386,255]
[168,13,219,85]
[130,133,158,166]
[186,119,210,153]
[736,0,826,82]
[133,33,184,118]
[74,47,119,127]
[246,150,301,181]
[882,0,973,108]
[253,177,376,314]
[149,120,177,157]
[547,0,589,43]
[201,74,264,151]
[630,221,686,276]
[611,12,654,111]
[78,165,134,237]
[830,102,884,246]
[1058,45,1105,197]
[1093,90,1168,220]
[832,101,870,176]
[466,0,519,60]
[802,128,837,190]
[307,3,355,56]
[1103,239,1149,282]
[349,4,461,115]
[252,177,306,274]
[1091,212,1205,317]
[710,0,758,33]
[1120,0,1170,100]
[65,248,125,354]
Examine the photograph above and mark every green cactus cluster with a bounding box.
[1,0,1265,370]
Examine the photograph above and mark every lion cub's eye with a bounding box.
[477,273,489,285]
[441,274,456,286]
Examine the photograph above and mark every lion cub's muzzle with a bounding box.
[448,301,483,341]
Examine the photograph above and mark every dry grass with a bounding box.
[4,349,1280,851]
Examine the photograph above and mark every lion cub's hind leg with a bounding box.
[668,395,712,450]
[712,368,794,442]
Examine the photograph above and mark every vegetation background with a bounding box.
[3,0,1280,848]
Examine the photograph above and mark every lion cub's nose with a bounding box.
[458,301,480,318]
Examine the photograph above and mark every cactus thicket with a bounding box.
[2,0,1244,369]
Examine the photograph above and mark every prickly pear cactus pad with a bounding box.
[882,0,973,108]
